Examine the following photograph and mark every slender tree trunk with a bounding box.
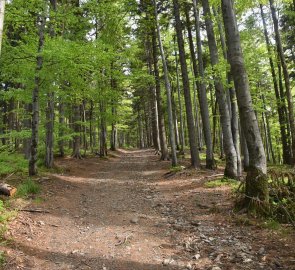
[153,1,177,166]
[262,94,276,163]
[269,0,295,165]
[23,103,32,159]
[222,0,268,208]
[191,0,214,168]
[45,0,57,168]
[58,101,65,157]
[202,0,238,178]
[147,39,160,152]
[99,101,107,157]
[29,13,46,176]
[0,0,5,55]
[110,104,117,151]
[45,92,54,168]
[89,100,94,152]
[213,6,242,176]
[82,101,87,155]
[173,0,200,168]
[151,28,169,160]
[72,104,82,159]
[241,126,249,170]
[174,41,185,154]
[260,4,291,164]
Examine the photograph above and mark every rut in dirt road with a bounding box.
[3,149,295,270]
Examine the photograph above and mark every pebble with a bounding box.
[163,258,174,266]
[211,267,221,270]
[130,217,139,224]
[193,253,201,260]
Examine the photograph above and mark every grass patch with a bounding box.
[0,152,28,177]
[16,179,40,198]
[261,219,281,230]
[33,197,44,204]
[170,165,185,173]
[205,177,240,189]
[0,200,16,239]
[0,250,5,267]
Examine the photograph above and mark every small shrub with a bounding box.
[17,179,40,198]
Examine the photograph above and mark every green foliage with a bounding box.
[0,200,16,241]
[205,177,240,189]
[261,219,281,230]
[0,250,5,267]
[16,179,40,198]
[0,152,28,176]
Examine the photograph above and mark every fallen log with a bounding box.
[0,183,17,196]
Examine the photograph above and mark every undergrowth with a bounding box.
[0,152,28,176]
[205,177,240,190]
[234,167,295,228]
[16,178,40,198]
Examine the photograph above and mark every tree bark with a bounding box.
[269,0,295,165]
[99,101,107,157]
[0,0,6,55]
[72,104,82,159]
[174,39,185,154]
[153,0,178,167]
[147,38,160,152]
[191,0,214,168]
[151,27,169,160]
[45,0,57,168]
[202,0,238,178]
[212,6,242,176]
[259,4,292,164]
[29,13,46,176]
[45,92,54,168]
[58,101,65,157]
[23,103,32,159]
[173,0,200,168]
[222,0,268,208]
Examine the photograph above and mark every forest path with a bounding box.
[3,149,295,270]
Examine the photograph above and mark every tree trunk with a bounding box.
[260,4,291,164]
[147,39,160,152]
[23,103,32,159]
[269,0,295,165]
[151,27,169,160]
[173,0,200,168]
[45,92,54,168]
[191,0,214,168]
[222,0,268,209]
[110,104,117,151]
[45,0,57,168]
[240,127,249,170]
[29,14,46,176]
[99,101,107,157]
[153,0,178,167]
[174,40,185,154]
[0,0,5,55]
[213,6,242,176]
[58,101,65,157]
[72,104,82,159]
[202,0,238,178]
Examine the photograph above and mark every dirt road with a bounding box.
[3,149,295,270]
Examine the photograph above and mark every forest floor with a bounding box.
[1,149,295,270]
